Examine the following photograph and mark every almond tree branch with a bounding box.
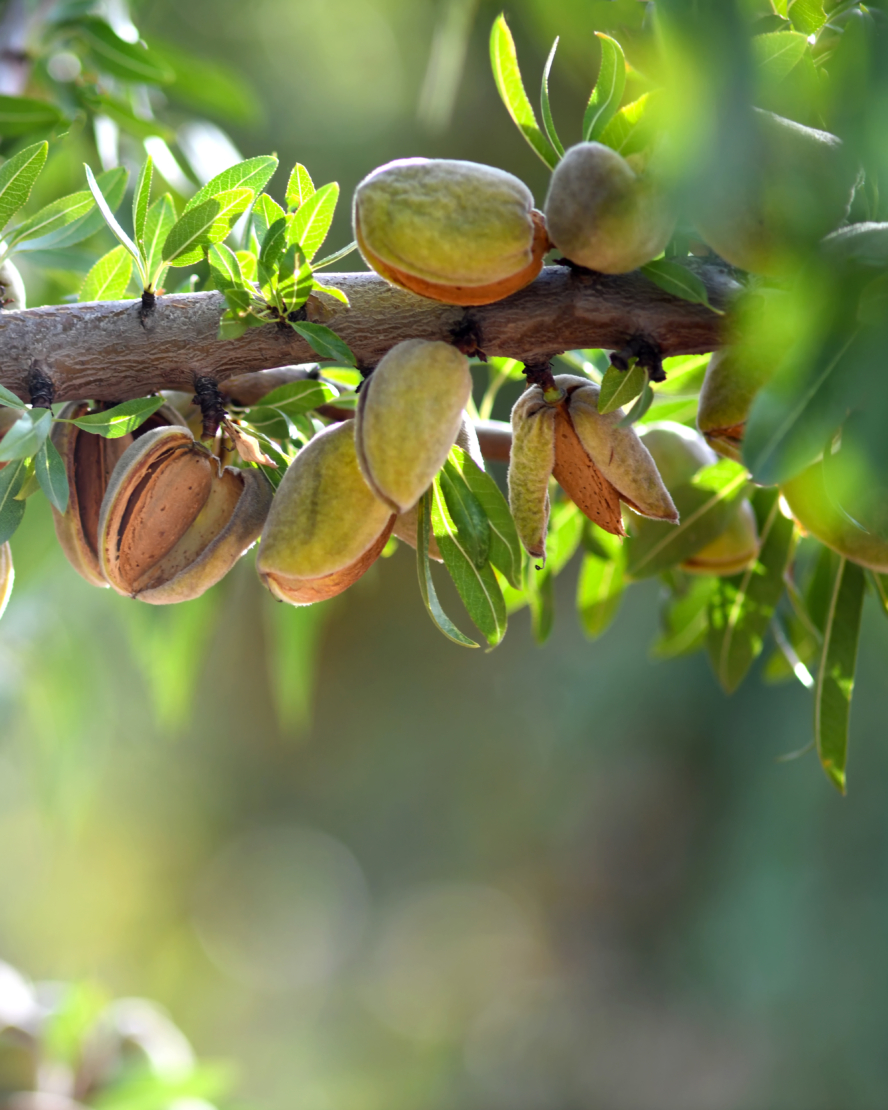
[0,263,735,404]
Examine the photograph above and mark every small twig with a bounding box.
[26,360,53,408]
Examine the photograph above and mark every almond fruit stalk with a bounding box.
[98,426,272,603]
[257,421,395,605]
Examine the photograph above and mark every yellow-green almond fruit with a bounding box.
[0,542,13,621]
[356,339,472,513]
[257,421,395,605]
[353,157,548,306]
[782,459,888,572]
[99,426,272,604]
[695,109,856,276]
[50,401,188,588]
[636,421,717,488]
[508,387,556,560]
[559,376,678,522]
[0,259,25,309]
[697,348,776,461]
[544,143,675,274]
[683,500,759,576]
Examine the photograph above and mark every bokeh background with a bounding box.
[3,2,888,1108]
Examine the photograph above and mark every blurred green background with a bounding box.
[4,1,888,1107]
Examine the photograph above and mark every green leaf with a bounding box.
[207,242,246,292]
[257,380,336,411]
[85,91,174,142]
[290,322,356,366]
[162,188,253,267]
[752,30,809,82]
[250,193,286,249]
[440,462,490,570]
[489,14,558,170]
[0,96,65,136]
[545,500,584,576]
[527,563,555,643]
[288,182,339,262]
[617,378,654,426]
[0,459,26,544]
[0,142,48,231]
[598,361,646,414]
[149,39,261,125]
[450,446,522,589]
[788,0,826,35]
[0,409,51,462]
[81,163,142,272]
[583,32,627,143]
[706,487,796,693]
[33,437,69,513]
[432,476,506,648]
[143,193,176,289]
[815,557,865,794]
[6,189,94,250]
[183,155,278,215]
[132,156,153,246]
[17,165,128,253]
[310,278,350,306]
[79,245,133,302]
[416,487,478,648]
[653,575,717,658]
[577,548,624,639]
[286,163,315,210]
[597,92,659,157]
[74,17,174,83]
[67,397,165,439]
[0,385,25,410]
[626,459,749,578]
[259,216,289,271]
[640,259,722,313]
[540,37,565,159]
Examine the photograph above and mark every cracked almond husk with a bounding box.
[0,542,13,621]
[257,420,395,605]
[354,157,548,305]
[98,425,273,604]
[356,339,472,514]
[51,401,188,588]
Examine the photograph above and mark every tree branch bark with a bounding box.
[0,262,734,403]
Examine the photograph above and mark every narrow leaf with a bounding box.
[207,242,246,291]
[79,245,133,302]
[0,96,64,136]
[258,380,336,411]
[617,377,654,426]
[416,487,478,648]
[815,557,865,794]
[0,459,26,543]
[82,163,142,270]
[0,409,51,462]
[290,322,356,366]
[74,17,174,84]
[706,487,796,693]
[0,141,48,231]
[640,259,722,313]
[7,189,94,250]
[583,33,627,143]
[440,463,490,570]
[285,163,315,210]
[68,397,165,439]
[451,446,522,589]
[183,155,278,215]
[288,182,339,262]
[432,476,506,648]
[162,187,253,267]
[33,438,69,513]
[143,193,176,289]
[577,549,624,639]
[540,38,565,159]
[598,361,646,414]
[653,576,717,658]
[132,155,154,245]
[250,193,286,247]
[489,14,558,170]
[598,91,660,157]
[0,385,25,410]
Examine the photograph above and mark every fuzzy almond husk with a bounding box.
[508,387,556,561]
[551,404,624,536]
[99,426,271,604]
[0,542,13,621]
[558,376,678,523]
[697,348,775,461]
[51,401,188,588]
[257,421,395,605]
[354,157,548,305]
[356,339,472,514]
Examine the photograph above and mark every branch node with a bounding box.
[523,360,559,396]
[26,360,54,408]
[139,289,157,328]
[192,375,227,440]
[451,315,486,361]
[610,336,665,383]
